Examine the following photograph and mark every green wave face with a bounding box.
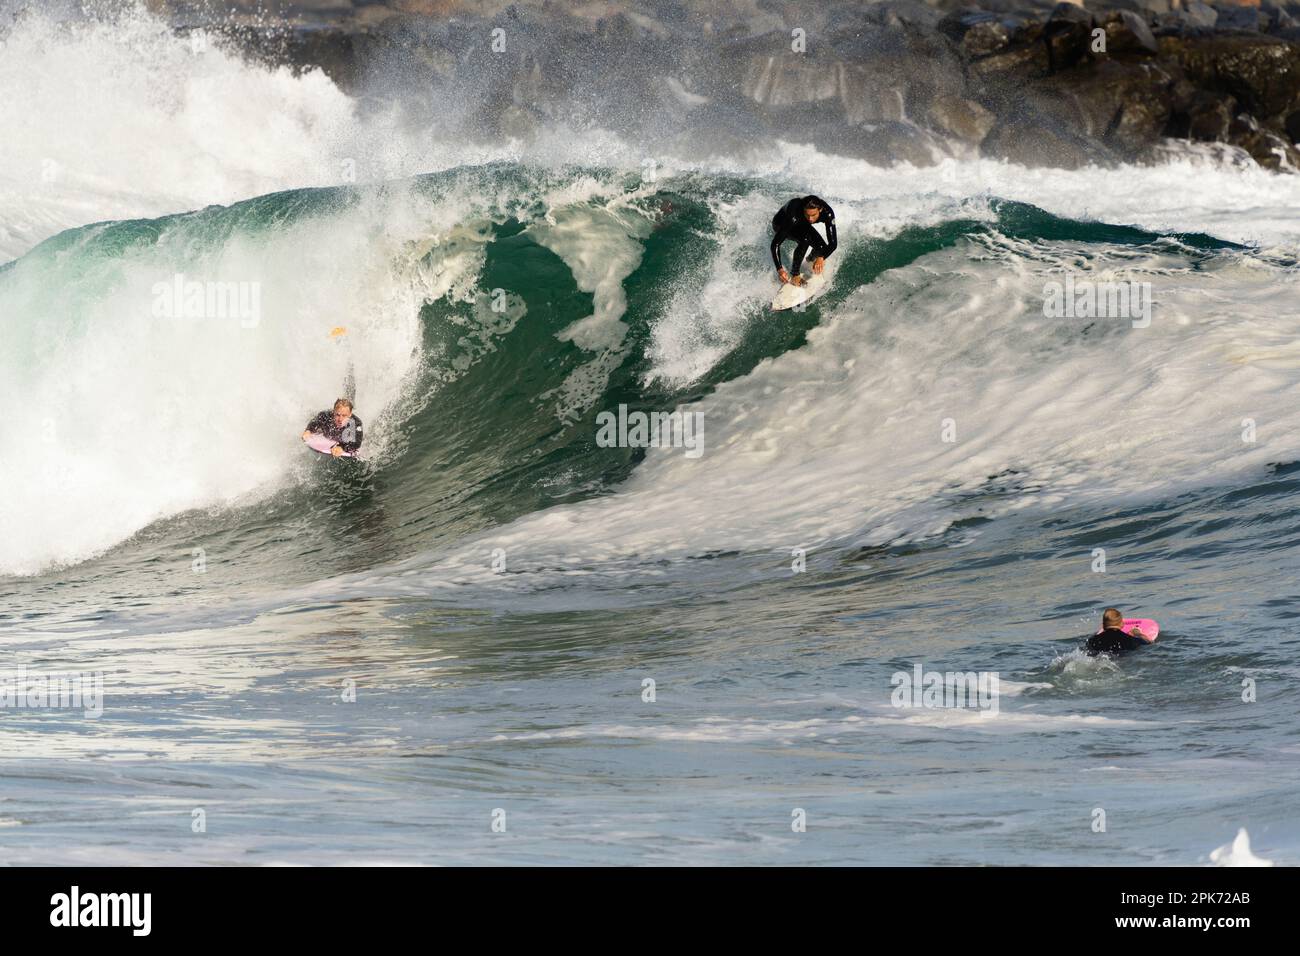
[0,162,1241,607]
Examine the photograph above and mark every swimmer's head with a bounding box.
[1101,608,1124,630]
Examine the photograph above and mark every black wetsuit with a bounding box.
[1086,627,1147,657]
[770,196,838,276]
[306,410,364,454]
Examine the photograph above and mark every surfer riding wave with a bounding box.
[303,398,364,457]
[770,195,837,286]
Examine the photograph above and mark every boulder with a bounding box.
[1263,3,1300,30]
[858,0,945,30]
[1154,2,1220,33]
[1161,32,1300,122]
[1213,4,1268,31]
[939,8,999,37]
[1043,2,1097,72]
[1104,10,1161,54]
[925,93,998,143]
[1173,91,1238,139]
[1227,111,1300,167]
[981,112,1122,167]
[963,19,1017,57]
[1187,1,1222,28]
[804,119,948,166]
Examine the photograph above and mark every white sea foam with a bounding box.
[1209,827,1274,867]
[487,708,1144,744]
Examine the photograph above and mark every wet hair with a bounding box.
[1101,607,1124,629]
[803,197,823,211]
[333,398,353,413]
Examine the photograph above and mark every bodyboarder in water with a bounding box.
[302,398,364,457]
[1086,607,1149,657]
[770,195,837,286]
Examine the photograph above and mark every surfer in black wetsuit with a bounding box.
[1086,607,1149,657]
[770,195,837,286]
[302,398,363,457]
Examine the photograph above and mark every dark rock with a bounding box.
[926,93,998,143]
[1213,4,1268,32]
[939,9,1032,41]
[964,19,1016,57]
[728,18,970,133]
[859,0,945,31]
[1048,2,1097,28]
[1154,2,1219,34]
[929,0,1056,12]
[1104,10,1161,54]
[803,119,948,166]
[822,19,971,125]
[1068,59,1177,149]
[143,0,1300,175]
[735,50,844,112]
[938,8,999,42]
[1172,91,1237,139]
[1187,1,1222,28]
[1043,2,1098,73]
[981,111,1122,167]
[1161,32,1300,122]
[1227,110,1300,167]
[975,41,1052,78]
[1263,2,1299,32]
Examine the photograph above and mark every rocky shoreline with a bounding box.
[142,0,1300,171]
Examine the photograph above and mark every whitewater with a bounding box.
[1,4,1298,865]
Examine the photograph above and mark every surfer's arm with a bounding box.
[305,411,330,434]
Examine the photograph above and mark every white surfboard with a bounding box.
[771,272,827,311]
[770,221,831,311]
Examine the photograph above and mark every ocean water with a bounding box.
[1,3,1299,865]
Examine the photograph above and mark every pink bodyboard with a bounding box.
[303,432,356,458]
[1095,618,1159,642]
